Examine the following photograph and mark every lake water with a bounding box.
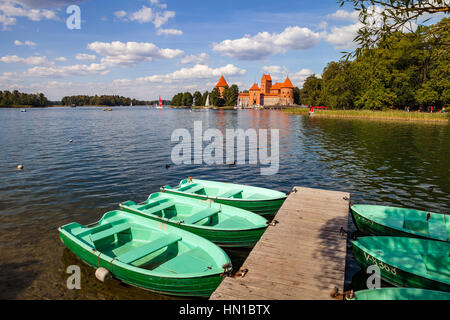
[0,106,449,299]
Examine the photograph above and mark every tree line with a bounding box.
[61,95,163,106]
[171,84,240,107]
[0,90,49,107]
[298,18,449,110]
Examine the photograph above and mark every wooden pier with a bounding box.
[210,187,350,300]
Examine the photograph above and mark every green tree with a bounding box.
[300,75,323,106]
[182,92,193,107]
[338,0,449,57]
[193,91,202,106]
[224,84,239,106]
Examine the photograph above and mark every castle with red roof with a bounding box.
[215,74,294,107]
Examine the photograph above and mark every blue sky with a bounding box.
[0,0,382,100]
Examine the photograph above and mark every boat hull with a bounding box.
[162,190,284,216]
[352,237,450,292]
[351,205,449,242]
[351,288,450,300]
[59,231,224,297]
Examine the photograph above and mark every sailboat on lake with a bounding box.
[156,95,163,109]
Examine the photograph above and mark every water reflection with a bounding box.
[0,107,448,299]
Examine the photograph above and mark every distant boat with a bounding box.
[205,94,210,107]
[156,95,163,109]
[20,109,27,112]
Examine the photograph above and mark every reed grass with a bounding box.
[283,108,449,123]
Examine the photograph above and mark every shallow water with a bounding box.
[0,107,449,299]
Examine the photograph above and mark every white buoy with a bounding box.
[95,267,111,282]
[17,164,23,170]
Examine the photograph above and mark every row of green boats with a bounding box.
[58,178,287,297]
[349,204,449,300]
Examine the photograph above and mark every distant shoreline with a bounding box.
[283,108,449,123]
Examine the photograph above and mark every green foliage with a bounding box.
[171,93,183,106]
[0,90,49,106]
[182,92,193,107]
[338,0,449,58]
[210,87,225,107]
[193,91,203,106]
[293,87,301,105]
[224,84,239,106]
[300,75,323,106]
[300,18,449,110]
[61,95,152,106]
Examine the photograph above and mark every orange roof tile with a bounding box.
[250,83,260,91]
[271,83,282,90]
[216,75,228,87]
[263,93,280,96]
[238,92,250,96]
[261,74,272,81]
[281,77,294,88]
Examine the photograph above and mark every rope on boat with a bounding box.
[96,251,102,268]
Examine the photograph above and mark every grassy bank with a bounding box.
[168,105,236,110]
[283,108,449,123]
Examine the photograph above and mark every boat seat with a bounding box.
[218,189,243,199]
[184,208,219,224]
[422,254,450,277]
[90,223,131,243]
[403,218,429,234]
[179,183,199,191]
[117,234,182,264]
[216,216,249,228]
[246,193,265,200]
[180,184,204,194]
[142,201,175,214]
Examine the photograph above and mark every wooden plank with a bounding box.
[211,187,350,300]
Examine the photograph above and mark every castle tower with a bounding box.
[216,75,229,97]
[280,76,294,105]
[260,74,272,94]
[249,83,261,105]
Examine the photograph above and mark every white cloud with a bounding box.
[0,54,50,65]
[327,9,360,22]
[290,68,314,85]
[0,0,57,29]
[261,65,287,75]
[113,10,127,19]
[119,3,175,28]
[150,0,167,9]
[75,53,96,61]
[20,63,109,77]
[55,56,67,62]
[213,26,320,60]
[180,53,209,65]
[156,28,182,36]
[153,10,175,28]
[87,41,184,66]
[14,39,36,46]
[115,64,246,85]
[323,22,363,50]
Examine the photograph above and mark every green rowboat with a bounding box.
[351,205,449,242]
[349,288,450,300]
[352,236,450,292]
[161,178,287,216]
[119,192,268,248]
[58,210,232,297]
